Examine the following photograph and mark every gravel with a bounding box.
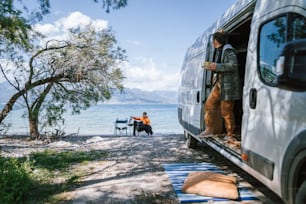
[0,134,283,204]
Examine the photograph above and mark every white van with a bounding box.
[178,0,306,203]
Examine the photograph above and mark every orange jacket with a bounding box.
[132,116,151,125]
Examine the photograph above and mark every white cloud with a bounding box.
[33,23,59,36]
[33,11,108,41]
[122,57,180,91]
[92,20,108,31]
[32,12,180,92]
[59,11,91,31]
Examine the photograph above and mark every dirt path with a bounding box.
[61,135,209,204]
[0,134,282,203]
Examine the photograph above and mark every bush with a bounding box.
[0,157,33,204]
[0,149,108,203]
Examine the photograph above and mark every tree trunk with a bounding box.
[28,82,55,140]
[0,90,26,124]
[0,75,63,125]
[29,116,40,140]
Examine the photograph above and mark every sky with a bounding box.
[33,0,237,91]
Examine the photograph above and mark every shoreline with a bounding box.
[0,133,184,139]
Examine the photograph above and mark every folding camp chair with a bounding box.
[114,118,128,136]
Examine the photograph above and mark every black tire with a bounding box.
[295,181,306,204]
[183,131,188,140]
[186,134,197,149]
[288,150,306,204]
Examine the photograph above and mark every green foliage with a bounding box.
[44,103,66,127]
[93,0,128,13]
[0,149,107,203]
[29,149,107,170]
[0,0,31,49]
[0,157,33,203]
[0,0,127,50]
[27,27,126,136]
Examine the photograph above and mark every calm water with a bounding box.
[2,104,183,136]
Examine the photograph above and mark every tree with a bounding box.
[0,0,128,138]
[0,0,127,50]
[1,25,126,139]
[92,0,128,13]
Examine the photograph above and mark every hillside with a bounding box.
[0,82,178,104]
[107,88,178,104]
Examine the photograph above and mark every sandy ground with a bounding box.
[0,134,283,204]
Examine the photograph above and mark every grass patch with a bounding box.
[0,157,33,203]
[0,149,107,204]
[28,149,107,170]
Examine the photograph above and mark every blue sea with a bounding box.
[2,104,183,136]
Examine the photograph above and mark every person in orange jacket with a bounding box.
[131,112,153,136]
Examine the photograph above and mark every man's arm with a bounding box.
[132,116,140,120]
[215,49,238,72]
[204,49,237,73]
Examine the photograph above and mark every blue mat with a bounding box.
[163,163,259,203]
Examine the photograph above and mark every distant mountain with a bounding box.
[107,88,178,104]
[0,81,178,104]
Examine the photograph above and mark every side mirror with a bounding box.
[276,39,306,91]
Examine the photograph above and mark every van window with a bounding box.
[258,13,306,86]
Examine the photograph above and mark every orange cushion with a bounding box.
[181,171,239,200]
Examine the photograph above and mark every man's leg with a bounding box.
[143,125,153,136]
[147,125,153,135]
[221,100,235,137]
[202,84,221,136]
[143,125,149,134]
[133,121,137,136]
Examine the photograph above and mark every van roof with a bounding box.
[185,0,254,59]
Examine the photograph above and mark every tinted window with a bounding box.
[289,52,306,82]
[259,13,306,86]
[288,14,306,41]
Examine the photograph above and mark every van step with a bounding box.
[200,134,242,155]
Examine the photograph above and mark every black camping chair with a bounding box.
[114,118,128,136]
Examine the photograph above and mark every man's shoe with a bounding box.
[224,135,234,140]
[199,130,213,138]
[223,135,240,148]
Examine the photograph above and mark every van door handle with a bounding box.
[196,91,200,103]
[249,88,257,109]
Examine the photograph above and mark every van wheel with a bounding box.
[186,134,197,149]
[295,181,306,204]
[184,131,188,140]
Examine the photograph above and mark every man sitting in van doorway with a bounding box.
[201,30,241,140]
